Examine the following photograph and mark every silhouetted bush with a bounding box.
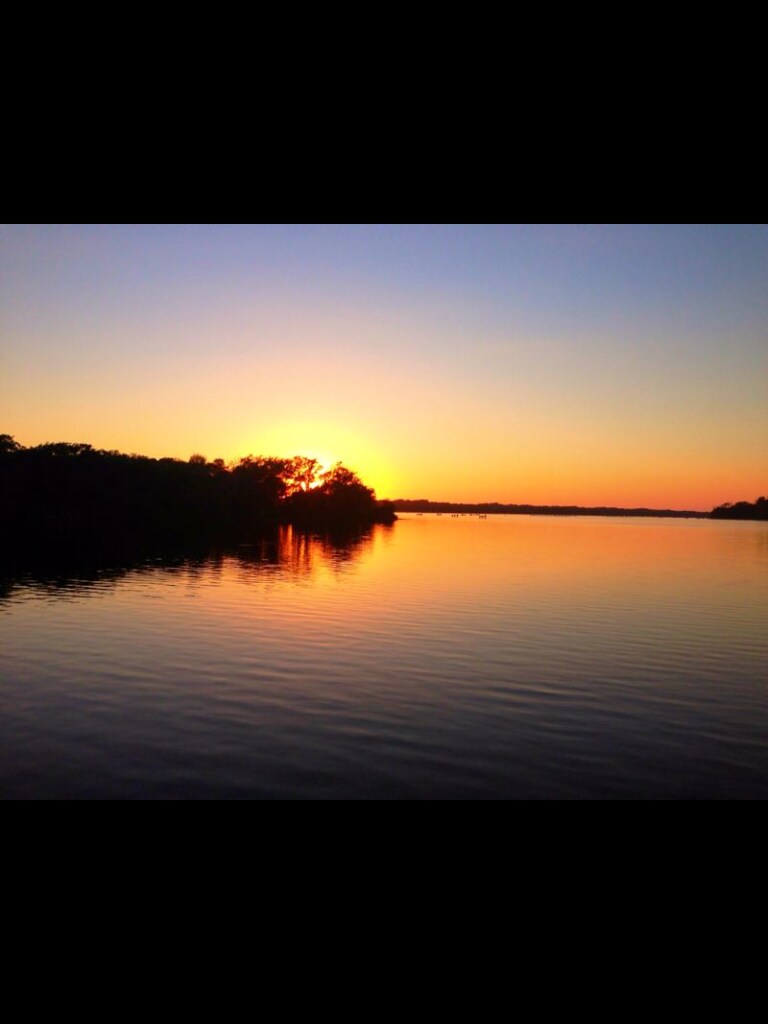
[711,496,768,520]
[0,435,395,547]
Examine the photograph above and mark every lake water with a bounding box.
[1,514,766,799]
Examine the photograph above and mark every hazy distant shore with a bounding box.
[392,497,767,520]
[392,499,710,518]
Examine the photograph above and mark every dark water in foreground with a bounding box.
[1,515,766,799]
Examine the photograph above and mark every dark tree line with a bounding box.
[710,495,768,520]
[393,499,707,518]
[0,434,395,545]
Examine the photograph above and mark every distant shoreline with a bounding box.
[390,500,709,519]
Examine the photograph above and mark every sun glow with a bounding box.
[240,420,393,499]
[298,453,335,479]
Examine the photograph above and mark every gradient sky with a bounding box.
[1,223,766,509]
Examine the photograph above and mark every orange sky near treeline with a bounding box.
[2,225,766,513]
[7,411,762,512]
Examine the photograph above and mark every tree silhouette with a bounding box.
[710,495,768,520]
[0,433,395,544]
[0,434,21,454]
[285,456,321,494]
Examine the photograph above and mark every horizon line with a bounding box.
[386,497,712,515]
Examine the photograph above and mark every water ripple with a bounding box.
[1,517,767,798]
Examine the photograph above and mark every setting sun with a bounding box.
[239,420,393,499]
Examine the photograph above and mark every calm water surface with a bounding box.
[1,515,766,798]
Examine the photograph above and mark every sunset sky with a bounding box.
[2,223,766,510]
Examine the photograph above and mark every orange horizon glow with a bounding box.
[3,225,766,515]
[4,423,763,512]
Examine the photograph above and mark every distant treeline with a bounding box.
[393,499,709,518]
[710,496,768,520]
[0,434,395,545]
